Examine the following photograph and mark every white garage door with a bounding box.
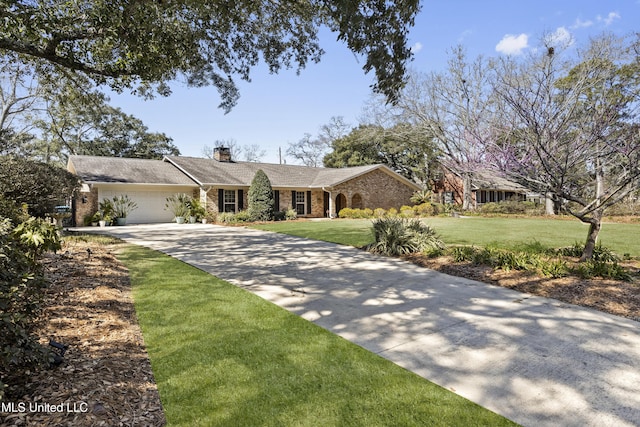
[100,188,193,223]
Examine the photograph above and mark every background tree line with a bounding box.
[288,33,639,261]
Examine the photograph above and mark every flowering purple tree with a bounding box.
[395,46,498,209]
[493,34,640,260]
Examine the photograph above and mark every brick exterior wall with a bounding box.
[73,187,98,226]
[202,170,416,219]
[332,169,415,213]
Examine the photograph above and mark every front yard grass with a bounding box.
[253,217,640,256]
[118,244,517,427]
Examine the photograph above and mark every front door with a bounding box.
[335,193,346,217]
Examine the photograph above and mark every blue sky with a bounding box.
[107,0,639,164]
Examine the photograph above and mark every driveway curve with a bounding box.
[89,223,640,427]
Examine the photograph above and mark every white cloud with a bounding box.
[495,34,529,55]
[597,11,621,26]
[571,18,593,29]
[410,42,423,54]
[546,27,574,47]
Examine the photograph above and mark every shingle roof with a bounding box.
[164,156,418,189]
[67,155,197,186]
[67,155,420,191]
[472,170,529,192]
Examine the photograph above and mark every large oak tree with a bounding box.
[1,0,420,111]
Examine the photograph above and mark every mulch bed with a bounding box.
[404,253,640,322]
[0,241,165,427]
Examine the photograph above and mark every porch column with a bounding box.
[324,188,335,218]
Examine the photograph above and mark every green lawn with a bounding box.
[118,244,517,427]
[253,217,640,256]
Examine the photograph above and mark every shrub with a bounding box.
[112,194,138,219]
[373,208,386,218]
[99,198,115,223]
[449,245,565,276]
[367,217,445,256]
[556,242,620,262]
[188,197,206,220]
[573,261,631,281]
[248,169,274,221]
[431,203,444,215]
[338,208,375,219]
[338,207,354,218]
[217,212,236,223]
[412,203,435,217]
[285,208,297,221]
[83,213,95,226]
[478,201,545,216]
[410,189,432,205]
[450,246,478,262]
[13,217,62,261]
[399,205,415,218]
[0,157,80,218]
[273,210,286,221]
[538,259,569,278]
[1,217,60,399]
[234,210,252,222]
[165,193,190,219]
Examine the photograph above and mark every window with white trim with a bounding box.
[224,190,236,212]
[295,191,306,215]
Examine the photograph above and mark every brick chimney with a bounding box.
[214,147,231,162]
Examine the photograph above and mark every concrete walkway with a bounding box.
[84,223,640,427]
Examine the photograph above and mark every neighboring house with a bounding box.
[67,148,420,225]
[432,169,533,209]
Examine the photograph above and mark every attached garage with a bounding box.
[98,185,197,224]
[68,156,198,225]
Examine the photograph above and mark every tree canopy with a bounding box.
[0,156,80,217]
[324,123,438,185]
[1,0,420,111]
[0,65,180,163]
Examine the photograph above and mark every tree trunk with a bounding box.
[462,172,473,210]
[580,153,605,262]
[545,192,555,215]
[579,211,603,262]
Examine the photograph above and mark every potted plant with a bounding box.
[90,211,102,226]
[100,214,111,227]
[112,195,138,226]
[165,193,190,224]
[188,197,207,224]
[98,199,115,226]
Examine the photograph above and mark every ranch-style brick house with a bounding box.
[432,168,533,209]
[67,148,420,225]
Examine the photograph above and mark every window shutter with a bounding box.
[291,191,296,209]
[306,191,311,215]
[274,190,280,211]
[218,189,224,213]
[238,189,244,210]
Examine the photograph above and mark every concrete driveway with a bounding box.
[87,223,640,427]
